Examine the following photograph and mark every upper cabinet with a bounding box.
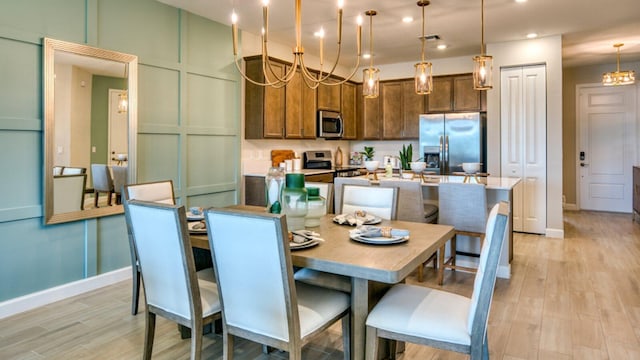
[381,80,424,139]
[341,82,357,140]
[245,57,286,139]
[318,81,341,111]
[427,73,485,113]
[358,84,381,139]
[285,68,317,139]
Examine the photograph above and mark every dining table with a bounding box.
[190,208,455,360]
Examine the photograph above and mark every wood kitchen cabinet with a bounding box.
[381,80,424,139]
[341,82,357,139]
[634,166,640,223]
[317,80,341,111]
[357,84,380,139]
[427,73,485,113]
[244,57,286,139]
[285,68,316,139]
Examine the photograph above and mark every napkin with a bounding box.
[290,230,324,244]
[352,225,410,239]
[333,211,377,226]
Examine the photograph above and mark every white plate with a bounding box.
[290,240,319,250]
[349,234,408,245]
[332,215,382,226]
[187,211,204,221]
[188,221,207,234]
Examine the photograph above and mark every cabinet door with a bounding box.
[263,62,286,138]
[285,69,316,139]
[301,76,317,138]
[427,76,453,112]
[402,80,424,138]
[318,81,341,110]
[453,74,482,111]
[341,82,357,139]
[361,90,380,139]
[382,82,403,139]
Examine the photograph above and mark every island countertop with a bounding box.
[360,174,521,190]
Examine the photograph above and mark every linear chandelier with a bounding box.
[602,43,636,86]
[472,0,493,90]
[231,0,362,89]
[414,0,433,95]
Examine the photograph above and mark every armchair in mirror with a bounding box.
[43,38,138,224]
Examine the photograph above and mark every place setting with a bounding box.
[332,210,382,226]
[349,225,410,245]
[288,230,324,250]
[187,207,207,234]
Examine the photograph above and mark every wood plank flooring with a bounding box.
[1,210,639,359]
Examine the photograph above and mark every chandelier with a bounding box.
[414,0,433,95]
[362,10,380,98]
[602,43,636,86]
[472,0,493,90]
[231,0,362,88]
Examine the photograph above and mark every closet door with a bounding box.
[501,65,546,234]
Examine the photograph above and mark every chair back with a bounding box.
[341,185,398,220]
[53,174,87,213]
[53,166,64,176]
[62,166,86,175]
[91,164,113,192]
[124,200,201,321]
[111,166,128,196]
[123,180,175,205]
[438,182,487,233]
[305,182,333,214]
[205,209,297,342]
[333,177,370,215]
[378,179,424,222]
[467,202,509,354]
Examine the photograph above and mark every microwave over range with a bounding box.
[317,110,343,138]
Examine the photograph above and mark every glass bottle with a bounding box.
[265,166,285,213]
[304,187,326,227]
[282,173,308,231]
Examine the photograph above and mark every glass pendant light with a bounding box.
[472,0,493,90]
[363,10,380,98]
[414,0,433,95]
[117,64,128,113]
[602,43,636,86]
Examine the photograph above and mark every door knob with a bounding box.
[580,162,588,167]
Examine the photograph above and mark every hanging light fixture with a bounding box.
[117,64,128,114]
[414,0,432,95]
[230,0,362,88]
[362,10,380,98]
[472,0,493,90]
[602,43,636,86]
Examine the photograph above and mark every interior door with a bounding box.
[578,84,637,212]
[108,89,128,167]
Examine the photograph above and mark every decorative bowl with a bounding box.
[364,160,380,172]
[462,162,481,174]
[410,161,427,173]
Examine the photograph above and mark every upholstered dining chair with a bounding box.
[123,180,175,315]
[61,166,86,175]
[365,202,509,360]
[124,200,221,360]
[205,208,351,360]
[333,177,370,215]
[53,174,87,214]
[110,165,127,205]
[91,164,114,207]
[437,182,488,285]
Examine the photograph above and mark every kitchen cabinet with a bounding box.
[318,80,341,111]
[427,73,485,113]
[341,82,357,139]
[244,57,286,139]
[285,68,317,139]
[381,80,424,139]
[358,84,380,139]
[634,166,640,223]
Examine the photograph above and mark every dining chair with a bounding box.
[123,180,175,315]
[365,202,509,360]
[53,174,87,214]
[91,164,114,207]
[124,200,221,360]
[61,166,86,175]
[305,181,333,214]
[437,182,488,285]
[333,177,370,215]
[205,208,351,360]
[53,165,64,176]
[111,165,127,205]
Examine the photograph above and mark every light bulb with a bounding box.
[231,12,237,24]
[357,15,363,25]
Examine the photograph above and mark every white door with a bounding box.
[578,84,637,212]
[108,89,128,167]
[501,65,547,234]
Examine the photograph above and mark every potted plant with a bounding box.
[398,144,413,171]
[361,146,379,172]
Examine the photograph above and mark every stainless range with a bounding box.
[303,150,332,170]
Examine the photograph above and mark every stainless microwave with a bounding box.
[317,110,343,138]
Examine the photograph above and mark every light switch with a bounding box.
[57,146,63,154]
[92,146,96,153]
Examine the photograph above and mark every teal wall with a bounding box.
[91,75,123,165]
[0,0,240,302]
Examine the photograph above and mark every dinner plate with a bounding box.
[289,240,319,250]
[186,211,204,221]
[332,215,382,226]
[349,234,408,245]
[188,221,207,234]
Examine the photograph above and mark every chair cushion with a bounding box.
[294,268,352,293]
[295,282,350,338]
[196,268,216,283]
[197,274,222,318]
[366,283,471,346]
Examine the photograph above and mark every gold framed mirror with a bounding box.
[43,38,138,224]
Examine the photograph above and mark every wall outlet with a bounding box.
[92,146,96,153]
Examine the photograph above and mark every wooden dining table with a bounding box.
[190,210,455,360]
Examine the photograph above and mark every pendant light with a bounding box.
[117,64,128,114]
[602,43,636,86]
[363,10,380,98]
[472,0,493,90]
[414,0,433,95]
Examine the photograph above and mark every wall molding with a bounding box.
[563,203,578,211]
[546,228,565,239]
[0,267,131,320]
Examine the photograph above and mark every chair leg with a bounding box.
[131,267,140,315]
[365,325,379,360]
[107,191,113,206]
[94,191,99,208]
[437,244,446,285]
[223,332,234,360]
[417,264,424,282]
[143,312,156,360]
[450,235,457,269]
[341,313,351,360]
[190,320,203,360]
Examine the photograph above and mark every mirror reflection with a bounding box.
[44,38,137,224]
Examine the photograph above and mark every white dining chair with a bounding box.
[205,208,351,360]
[61,166,86,175]
[91,164,114,207]
[53,174,87,214]
[111,165,127,205]
[123,180,176,315]
[124,200,221,360]
[365,202,509,360]
[333,177,370,215]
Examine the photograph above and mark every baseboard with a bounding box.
[563,203,578,211]
[546,228,564,238]
[0,267,131,320]
[450,258,511,279]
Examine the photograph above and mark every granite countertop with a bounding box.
[354,174,521,190]
[244,168,335,177]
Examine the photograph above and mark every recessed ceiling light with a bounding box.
[526,33,538,39]
[402,16,413,23]
[363,53,371,59]
[515,0,527,3]
[437,44,447,50]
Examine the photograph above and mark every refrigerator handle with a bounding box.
[439,135,444,174]
[444,135,450,174]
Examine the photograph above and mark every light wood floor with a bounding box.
[1,210,639,359]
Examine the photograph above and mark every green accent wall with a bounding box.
[90,75,123,165]
[0,0,240,302]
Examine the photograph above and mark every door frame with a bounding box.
[575,82,638,212]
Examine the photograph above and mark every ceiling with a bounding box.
[157,0,640,68]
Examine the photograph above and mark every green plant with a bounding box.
[361,146,375,161]
[398,144,413,170]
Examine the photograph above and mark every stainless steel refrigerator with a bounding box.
[419,112,486,174]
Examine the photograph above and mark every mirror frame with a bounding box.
[43,38,138,224]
